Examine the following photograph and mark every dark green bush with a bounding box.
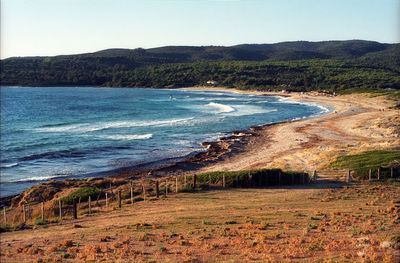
[196,169,309,187]
[60,186,100,205]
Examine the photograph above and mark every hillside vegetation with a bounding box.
[1,40,399,91]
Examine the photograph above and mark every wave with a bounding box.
[276,97,331,114]
[229,106,278,117]
[98,134,153,140]
[4,174,69,184]
[35,117,194,133]
[0,162,19,169]
[2,141,56,152]
[206,102,235,113]
[19,149,86,162]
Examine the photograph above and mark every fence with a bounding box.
[1,167,397,229]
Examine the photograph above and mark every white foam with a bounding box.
[0,163,19,168]
[275,97,331,114]
[228,105,278,117]
[36,118,194,133]
[7,174,67,183]
[98,134,153,140]
[206,102,235,113]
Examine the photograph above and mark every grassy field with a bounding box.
[330,150,400,180]
[1,177,399,262]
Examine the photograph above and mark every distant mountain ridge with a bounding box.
[1,40,399,90]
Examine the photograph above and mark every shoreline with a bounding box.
[1,87,399,206]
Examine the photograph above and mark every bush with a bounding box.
[33,217,48,225]
[196,169,309,187]
[60,186,100,205]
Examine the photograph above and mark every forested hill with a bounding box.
[1,40,399,91]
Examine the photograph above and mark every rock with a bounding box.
[380,241,395,248]
[357,251,366,257]
[16,223,32,230]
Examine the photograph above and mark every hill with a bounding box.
[1,40,399,90]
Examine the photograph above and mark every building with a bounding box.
[206,80,218,86]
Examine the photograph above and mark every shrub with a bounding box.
[60,186,100,205]
[33,217,48,225]
[196,169,309,187]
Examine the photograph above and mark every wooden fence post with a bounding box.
[118,190,122,208]
[249,172,253,187]
[105,193,108,208]
[184,175,187,187]
[131,184,134,204]
[278,171,282,185]
[193,174,197,190]
[41,202,44,221]
[165,180,168,197]
[3,207,7,227]
[347,170,351,184]
[27,204,31,222]
[143,184,146,201]
[59,200,62,221]
[369,169,372,181]
[88,196,92,215]
[155,181,159,198]
[176,177,179,193]
[73,198,77,219]
[209,174,211,187]
[23,205,26,223]
[391,168,393,178]
[223,174,226,188]
[313,170,317,182]
[378,168,381,180]
[96,193,101,206]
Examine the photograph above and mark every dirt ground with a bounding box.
[1,175,399,262]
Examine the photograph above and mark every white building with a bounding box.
[206,80,218,86]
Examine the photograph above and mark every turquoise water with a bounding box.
[0,87,331,197]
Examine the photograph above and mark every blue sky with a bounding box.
[1,0,399,58]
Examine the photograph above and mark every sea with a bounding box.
[0,87,332,197]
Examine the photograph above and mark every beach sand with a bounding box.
[180,87,399,173]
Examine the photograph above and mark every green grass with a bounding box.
[330,150,400,179]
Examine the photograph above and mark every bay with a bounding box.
[0,87,332,197]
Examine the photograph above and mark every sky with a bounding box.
[1,0,399,59]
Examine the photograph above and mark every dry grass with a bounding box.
[1,180,399,262]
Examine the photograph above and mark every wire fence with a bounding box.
[1,167,398,229]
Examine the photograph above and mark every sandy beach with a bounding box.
[180,87,399,174]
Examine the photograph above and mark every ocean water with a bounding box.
[0,87,332,197]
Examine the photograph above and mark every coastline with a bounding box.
[1,87,399,206]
